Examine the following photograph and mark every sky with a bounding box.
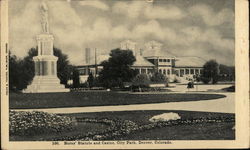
[9,0,235,66]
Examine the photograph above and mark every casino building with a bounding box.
[75,40,206,83]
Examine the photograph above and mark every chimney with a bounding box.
[139,48,143,56]
[85,48,91,64]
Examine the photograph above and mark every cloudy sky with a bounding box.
[9,0,235,65]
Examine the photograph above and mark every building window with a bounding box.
[163,69,166,75]
[163,59,167,62]
[195,69,199,74]
[200,69,203,74]
[167,59,170,62]
[190,69,194,74]
[159,69,162,73]
[167,69,170,75]
[135,69,140,74]
[180,69,184,77]
[185,69,189,74]
[175,70,179,76]
[141,69,146,74]
[148,69,153,74]
[159,59,163,62]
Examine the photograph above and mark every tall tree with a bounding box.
[72,68,80,88]
[53,47,72,85]
[219,64,235,81]
[87,72,94,88]
[99,48,136,88]
[202,59,219,84]
[9,51,21,91]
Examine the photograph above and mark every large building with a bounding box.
[75,40,206,83]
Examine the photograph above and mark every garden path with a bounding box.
[13,92,235,114]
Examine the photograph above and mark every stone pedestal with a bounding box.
[23,34,69,93]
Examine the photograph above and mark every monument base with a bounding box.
[23,76,70,93]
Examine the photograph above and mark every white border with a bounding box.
[1,0,249,149]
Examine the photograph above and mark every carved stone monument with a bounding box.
[24,2,69,93]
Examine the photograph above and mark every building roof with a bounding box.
[175,56,206,67]
[143,49,176,58]
[132,55,154,67]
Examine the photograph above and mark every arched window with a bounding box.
[167,69,170,75]
[163,69,166,75]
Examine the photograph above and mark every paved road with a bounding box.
[13,92,235,114]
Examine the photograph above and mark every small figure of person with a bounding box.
[187,81,194,91]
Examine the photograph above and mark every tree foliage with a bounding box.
[218,64,235,81]
[132,74,150,87]
[150,72,168,83]
[9,48,37,90]
[99,48,136,88]
[9,52,21,91]
[72,68,80,88]
[53,47,72,85]
[202,59,219,84]
[87,72,94,88]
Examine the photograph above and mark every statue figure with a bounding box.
[40,1,49,33]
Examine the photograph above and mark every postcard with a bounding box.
[1,0,249,149]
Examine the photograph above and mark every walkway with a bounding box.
[13,92,235,114]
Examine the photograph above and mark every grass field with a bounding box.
[10,91,226,109]
[10,110,235,141]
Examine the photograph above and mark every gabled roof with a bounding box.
[143,49,176,58]
[175,56,206,67]
[132,55,154,67]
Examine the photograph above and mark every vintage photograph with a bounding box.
[5,0,239,146]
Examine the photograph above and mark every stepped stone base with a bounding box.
[23,76,70,93]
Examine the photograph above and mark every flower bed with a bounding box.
[49,115,235,141]
[50,118,139,141]
[10,110,76,136]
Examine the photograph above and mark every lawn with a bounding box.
[10,91,226,109]
[10,110,235,141]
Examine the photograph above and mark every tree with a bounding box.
[72,68,80,88]
[202,60,219,84]
[9,51,21,91]
[219,64,235,81]
[87,72,94,88]
[99,48,136,88]
[53,47,72,85]
[150,72,168,83]
[132,74,150,91]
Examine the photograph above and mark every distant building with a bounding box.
[75,40,206,83]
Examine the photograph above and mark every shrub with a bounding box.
[9,111,76,136]
[102,78,124,89]
[201,76,210,84]
[150,72,168,83]
[132,74,150,87]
